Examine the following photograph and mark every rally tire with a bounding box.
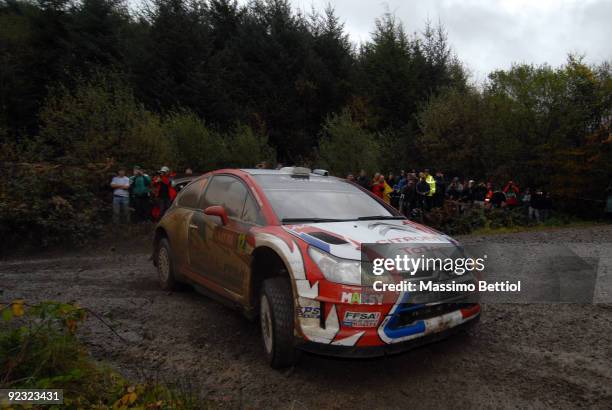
[260,277,296,369]
[157,238,177,291]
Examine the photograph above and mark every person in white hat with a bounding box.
[152,166,176,218]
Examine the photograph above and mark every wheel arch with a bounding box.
[249,246,295,311]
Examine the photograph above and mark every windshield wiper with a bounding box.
[281,217,350,224]
[355,215,406,221]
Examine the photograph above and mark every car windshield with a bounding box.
[253,174,395,222]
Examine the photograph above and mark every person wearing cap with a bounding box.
[130,165,152,223]
[152,166,176,218]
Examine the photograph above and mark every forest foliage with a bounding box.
[0,0,610,246]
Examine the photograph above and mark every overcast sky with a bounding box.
[287,0,612,82]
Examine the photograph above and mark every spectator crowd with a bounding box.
[110,165,182,224]
[110,165,593,225]
[348,169,554,222]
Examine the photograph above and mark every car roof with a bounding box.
[240,168,336,179]
[240,168,291,175]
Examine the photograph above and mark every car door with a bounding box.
[222,189,265,298]
[165,177,208,273]
[181,177,212,277]
[189,175,261,298]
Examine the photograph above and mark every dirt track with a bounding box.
[2,225,612,409]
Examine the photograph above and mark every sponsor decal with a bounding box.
[341,291,384,305]
[343,311,381,328]
[296,306,321,319]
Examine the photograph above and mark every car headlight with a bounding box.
[308,246,362,285]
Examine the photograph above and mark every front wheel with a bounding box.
[260,277,297,369]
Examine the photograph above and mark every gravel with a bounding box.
[2,225,611,409]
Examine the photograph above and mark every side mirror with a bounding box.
[204,205,228,225]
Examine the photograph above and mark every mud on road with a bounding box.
[2,225,612,409]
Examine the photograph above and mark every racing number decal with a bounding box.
[237,233,247,253]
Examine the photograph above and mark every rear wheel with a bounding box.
[157,238,177,291]
[260,277,297,369]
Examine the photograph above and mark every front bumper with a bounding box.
[296,293,481,356]
[297,312,479,358]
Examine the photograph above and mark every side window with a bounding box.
[242,194,265,225]
[177,178,208,208]
[201,175,247,218]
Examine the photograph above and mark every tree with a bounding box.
[316,109,380,176]
[418,56,612,215]
[358,12,418,130]
[0,0,132,137]
[138,0,212,114]
[418,87,487,177]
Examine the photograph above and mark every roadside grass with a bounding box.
[422,202,608,236]
[0,301,201,409]
[471,218,607,236]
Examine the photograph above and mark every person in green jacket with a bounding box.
[130,165,152,223]
[424,169,436,210]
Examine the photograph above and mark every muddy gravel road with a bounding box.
[2,225,612,409]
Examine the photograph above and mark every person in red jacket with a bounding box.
[503,180,520,207]
[371,173,384,198]
[484,182,494,208]
[152,166,176,219]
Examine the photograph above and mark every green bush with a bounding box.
[424,204,534,235]
[38,73,175,169]
[163,110,226,172]
[483,207,531,230]
[163,112,276,172]
[316,109,381,176]
[1,300,199,409]
[225,123,276,168]
[424,203,487,235]
[123,110,176,170]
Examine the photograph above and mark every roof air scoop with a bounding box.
[280,166,311,178]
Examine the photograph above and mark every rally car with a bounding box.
[153,167,480,368]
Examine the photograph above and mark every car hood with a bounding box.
[283,219,457,260]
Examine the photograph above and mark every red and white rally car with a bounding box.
[153,167,481,368]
